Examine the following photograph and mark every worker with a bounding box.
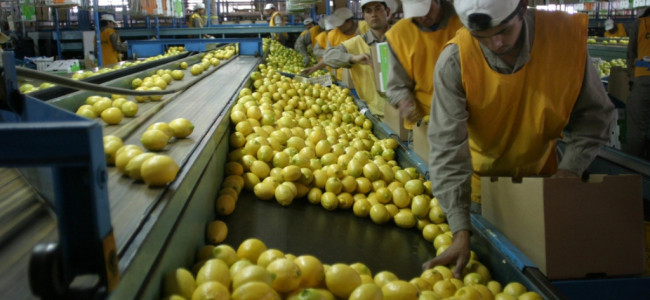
[312,17,334,60]
[295,18,321,66]
[189,3,213,38]
[604,18,627,38]
[0,30,7,68]
[303,8,359,80]
[265,3,288,44]
[422,0,614,278]
[385,0,463,134]
[318,0,393,117]
[99,14,127,66]
[624,7,650,158]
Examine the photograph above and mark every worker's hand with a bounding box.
[422,230,471,279]
[350,53,371,65]
[551,169,579,178]
[301,66,317,76]
[397,98,423,123]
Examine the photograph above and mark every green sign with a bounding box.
[174,0,183,18]
[376,42,390,92]
[21,0,35,21]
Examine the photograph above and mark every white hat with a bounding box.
[100,14,116,23]
[318,18,326,28]
[324,15,336,30]
[264,3,276,10]
[360,0,386,9]
[401,0,430,19]
[604,18,614,31]
[330,7,354,27]
[195,3,205,10]
[304,18,314,25]
[385,0,398,16]
[454,0,523,31]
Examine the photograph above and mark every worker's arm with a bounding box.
[109,32,128,52]
[559,54,615,175]
[323,44,353,68]
[421,44,473,277]
[193,16,203,28]
[626,19,639,77]
[294,32,311,65]
[385,42,420,122]
[312,43,325,58]
[274,15,283,26]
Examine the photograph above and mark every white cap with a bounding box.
[304,18,314,25]
[100,14,116,22]
[195,2,205,10]
[360,0,386,9]
[330,7,354,27]
[324,15,336,30]
[318,18,326,28]
[401,0,430,19]
[454,0,523,31]
[264,3,276,10]
[605,18,614,31]
[386,0,398,16]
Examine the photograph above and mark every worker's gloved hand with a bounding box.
[301,67,316,76]
[349,53,371,65]
[422,230,471,279]
[397,98,422,123]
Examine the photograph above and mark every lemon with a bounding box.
[422,224,443,242]
[419,290,442,300]
[473,284,495,300]
[393,209,416,228]
[349,283,382,300]
[225,161,245,175]
[242,172,260,191]
[250,160,271,179]
[206,220,228,244]
[254,182,275,201]
[494,293,518,300]
[104,140,123,165]
[164,268,196,299]
[307,188,322,205]
[420,268,444,286]
[92,98,112,114]
[216,194,236,215]
[232,265,275,290]
[212,244,238,266]
[222,175,244,193]
[231,282,280,300]
[191,281,229,300]
[76,108,97,119]
[373,270,398,287]
[392,187,410,208]
[141,154,179,186]
[325,263,361,298]
[381,280,418,300]
[120,101,138,117]
[487,281,502,295]
[433,279,457,298]
[320,192,338,211]
[502,282,526,297]
[454,286,483,300]
[124,152,156,180]
[180,62,189,69]
[352,198,371,217]
[275,183,295,206]
[148,122,173,140]
[115,144,142,158]
[375,187,392,204]
[115,148,144,174]
[349,262,372,277]
[168,118,194,138]
[369,204,390,224]
[237,238,267,264]
[356,177,372,194]
[411,195,430,218]
[140,129,169,151]
[86,95,102,105]
[257,249,285,268]
[409,277,431,292]
[432,266,453,280]
[196,258,231,286]
[230,259,254,278]
[266,258,302,293]
[292,255,324,288]
[519,291,543,300]
[428,205,446,224]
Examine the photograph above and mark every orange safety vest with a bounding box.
[100,28,120,65]
[270,11,288,40]
[450,11,587,203]
[327,27,357,80]
[385,16,463,129]
[634,17,650,78]
[342,35,386,116]
[604,23,627,38]
[309,25,321,47]
[315,31,328,50]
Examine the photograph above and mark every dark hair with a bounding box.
[467,0,526,31]
[100,20,111,27]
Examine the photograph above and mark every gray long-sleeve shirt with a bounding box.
[429,10,615,234]
[110,32,127,52]
[385,0,456,107]
[295,31,312,60]
[323,29,385,68]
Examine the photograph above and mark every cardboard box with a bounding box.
[369,42,390,93]
[384,102,409,142]
[412,120,429,163]
[482,175,645,280]
[608,66,630,103]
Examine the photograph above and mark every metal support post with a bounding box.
[93,0,102,67]
[54,8,63,59]
[206,0,211,26]
[326,0,331,15]
[155,17,160,39]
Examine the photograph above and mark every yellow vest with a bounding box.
[385,16,463,129]
[342,35,386,116]
[358,21,370,34]
[100,28,119,65]
[450,11,587,203]
[270,11,288,40]
[635,17,650,77]
[189,13,203,28]
[309,25,321,47]
[604,23,627,38]
[315,31,328,50]
[328,27,357,80]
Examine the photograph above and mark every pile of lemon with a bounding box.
[161,65,544,299]
[140,119,195,152]
[76,94,139,125]
[263,38,327,77]
[130,68,181,102]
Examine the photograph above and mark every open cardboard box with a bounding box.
[481,174,646,280]
[369,42,390,93]
[384,102,409,142]
[412,120,429,163]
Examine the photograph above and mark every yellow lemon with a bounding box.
[352,198,371,218]
[121,101,139,117]
[196,258,231,287]
[230,259,254,278]
[237,238,267,264]
[212,244,238,267]
[494,293,518,300]
[216,194,236,216]
[349,283,382,300]
[433,279,457,298]
[164,268,196,299]
[487,281,502,295]
[254,182,276,201]
[101,107,123,125]
[103,139,123,165]
[141,154,179,186]
[115,148,143,174]
[231,282,280,300]
[373,270,398,287]
[409,277,431,292]
[419,290,442,300]
[369,204,390,224]
[381,280,418,300]
[325,263,361,298]
[266,258,302,293]
[232,265,275,290]
[433,233,453,250]
[519,291,543,300]
[148,122,173,140]
[422,224,443,242]
[191,281,229,300]
[454,286,483,300]
[140,129,169,151]
[349,262,372,277]
[206,220,228,244]
[169,118,194,138]
[257,249,285,268]
[393,209,416,228]
[502,282,527,297]
[294,255,325,288]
